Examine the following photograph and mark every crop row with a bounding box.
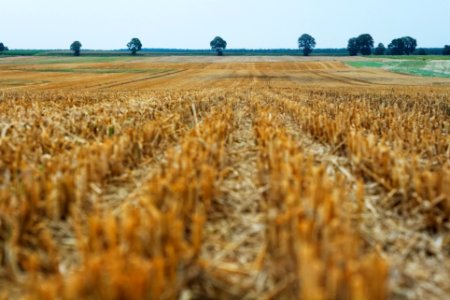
[271,89,449,225]
[251,99,388,299]
[0,90,232,297]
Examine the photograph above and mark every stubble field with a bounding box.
[0,56,449,299]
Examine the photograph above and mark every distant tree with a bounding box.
[298,34,316,56]
[210,36,227,56]
[70,41,82,56]
[443,45,450,55]
[388,36,417,55]
[388,38,405,55]
[356,34,374,55]
[374,43,386,55]
[402,36,417,55]
[127,38,142,55]
[347,38,359,56]
[0,43,5,52]
[417,48,427,55]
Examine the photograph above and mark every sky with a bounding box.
[2,0,449,49]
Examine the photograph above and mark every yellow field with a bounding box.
[0,56,449,299]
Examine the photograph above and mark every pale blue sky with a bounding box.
[2,0,449,49]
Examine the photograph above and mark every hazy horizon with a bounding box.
[2,0,449,50]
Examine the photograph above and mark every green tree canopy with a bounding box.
[127,38,142,55]
[298,34,316,56]
[388,38,405,55]
[0,43,5,52]
[402,36,417,55]
[70,41,82,56]
[347,38,359,56]
[374,43,386,55]
[443,45,450,55]
[356,34,374,55]
[388,36,417,55]
[210,36,227,56]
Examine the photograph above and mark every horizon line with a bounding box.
[4,46,447,51]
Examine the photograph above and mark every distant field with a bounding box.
[365,55,450,60]
[348,58,450,78]
[20,68,171,74]
[1,56,450,91]
[0,56,135,64]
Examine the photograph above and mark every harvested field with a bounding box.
[0,56,449,299]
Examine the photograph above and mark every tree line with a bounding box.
[1,37,450,56]
[299,34,449,56]
[346,34,419,56]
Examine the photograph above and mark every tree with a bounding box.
[402,36,417,55]
[210,36,227,56]
[443,45,450,55]
[0,43,5,52]
[388,38,404,55]
[127,38,142,55]
[70,41,82,56]
[347,38,359,56]
[298,34,316,56]
[388,36,417,55]
[356,34,374,55]
[374,43,386,55]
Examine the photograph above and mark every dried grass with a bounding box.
[0,76,449,299]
